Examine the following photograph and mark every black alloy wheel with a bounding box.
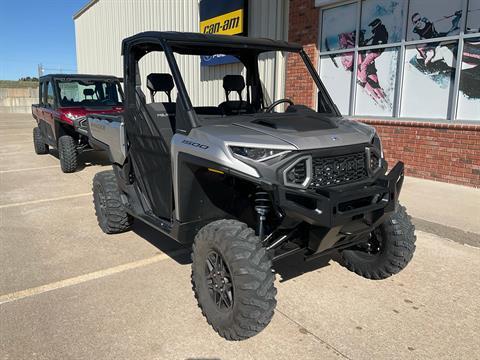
[205,250,234,310]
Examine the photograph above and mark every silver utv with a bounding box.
[87,32,416,341]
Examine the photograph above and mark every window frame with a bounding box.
[317,0,479,122]
[45,80,55,108]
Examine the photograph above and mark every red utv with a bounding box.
[31,74,124,172]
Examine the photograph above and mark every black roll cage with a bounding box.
[121,31,340,134]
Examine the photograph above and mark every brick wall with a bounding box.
[359,119,480,187]
[285,0,480,188]
[285,0,319,109]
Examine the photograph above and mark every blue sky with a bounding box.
[0,0,87,80]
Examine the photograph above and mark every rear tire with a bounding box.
[341,204,416,280]
[58,135,78,173]
[33,127,48,155]
[93,170,133,234]
[191,219,277,341]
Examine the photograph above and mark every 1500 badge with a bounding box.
[182,139,209,149]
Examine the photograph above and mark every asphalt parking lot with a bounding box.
[1,113,479,360]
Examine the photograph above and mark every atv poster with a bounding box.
[199,0,246,66]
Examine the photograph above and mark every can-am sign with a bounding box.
[199,0,246,66]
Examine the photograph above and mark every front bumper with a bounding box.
[275,161,404,232]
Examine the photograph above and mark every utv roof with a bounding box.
[122,31,303,55]
[40,74,121,81]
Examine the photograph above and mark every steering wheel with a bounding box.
[265,98,294,113]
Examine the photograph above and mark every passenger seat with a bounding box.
[146,73,176,132]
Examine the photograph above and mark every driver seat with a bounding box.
[218,75,254,115]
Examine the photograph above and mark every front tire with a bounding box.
[58,135,78,173]
[93,170,133,234]
[341,204,416,280]
[191,220,277,341]
[33,127,48,155]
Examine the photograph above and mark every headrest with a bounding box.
[83,88,94,96]
[223,75,245,93]
[147,73,174,92]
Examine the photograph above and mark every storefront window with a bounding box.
[360,0,404,45]
[319,0,480,121]
[401,42,457,119]
[457,38,480,120]
[320,54,353,113]
[355,47,398,116]
[407,0,463,41]
[467,0,480,33]
[320,2,358,52]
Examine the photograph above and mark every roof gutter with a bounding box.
[73,0,99,20]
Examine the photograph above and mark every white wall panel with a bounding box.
[74,0,288,106]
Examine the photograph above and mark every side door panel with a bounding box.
[41,80,57,146]
[124,89,173,220]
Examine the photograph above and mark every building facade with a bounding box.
[74,0,288,109]
[74,0,479,187]
[286,0,480,187]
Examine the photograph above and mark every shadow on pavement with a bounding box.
[134,219,342,279]
[132,221,192,265]
[48,149,111,171]
[274,251,340,283]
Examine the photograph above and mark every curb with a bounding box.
[413,218,480,248]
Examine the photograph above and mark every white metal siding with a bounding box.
[74,0,288,106]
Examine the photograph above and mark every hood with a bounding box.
[232,110,375,150]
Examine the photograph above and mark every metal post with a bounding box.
[393,0,411,118]
[449,0,469,121]
[37,64,44,78]
[348,0,361,116]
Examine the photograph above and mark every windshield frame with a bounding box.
[124,37,340,134]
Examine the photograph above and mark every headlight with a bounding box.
[64,112,82,120]
[229,146,291,162]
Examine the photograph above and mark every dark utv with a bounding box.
[32,74,123,172]
[87,32,416,340]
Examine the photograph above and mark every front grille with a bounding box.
[308,152,368,189]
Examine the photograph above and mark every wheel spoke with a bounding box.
[205,250,234,310]
[206,257,214,272]
[226,289,233,306]
[220,291,231,308]
[206,278,214,290]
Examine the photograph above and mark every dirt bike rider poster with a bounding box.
[320,0,479,120]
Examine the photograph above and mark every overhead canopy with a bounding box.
[122,31,303,56]
[40,74,121,81]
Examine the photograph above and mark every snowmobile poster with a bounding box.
[320,0,479,119]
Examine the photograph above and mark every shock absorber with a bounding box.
[254,190,271,241]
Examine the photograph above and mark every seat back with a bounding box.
[146,73,175,103]
[219,75,254,115]
[83,88,95,100]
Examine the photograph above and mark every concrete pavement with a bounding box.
[1,113,479,359]
[401,176,480,236]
